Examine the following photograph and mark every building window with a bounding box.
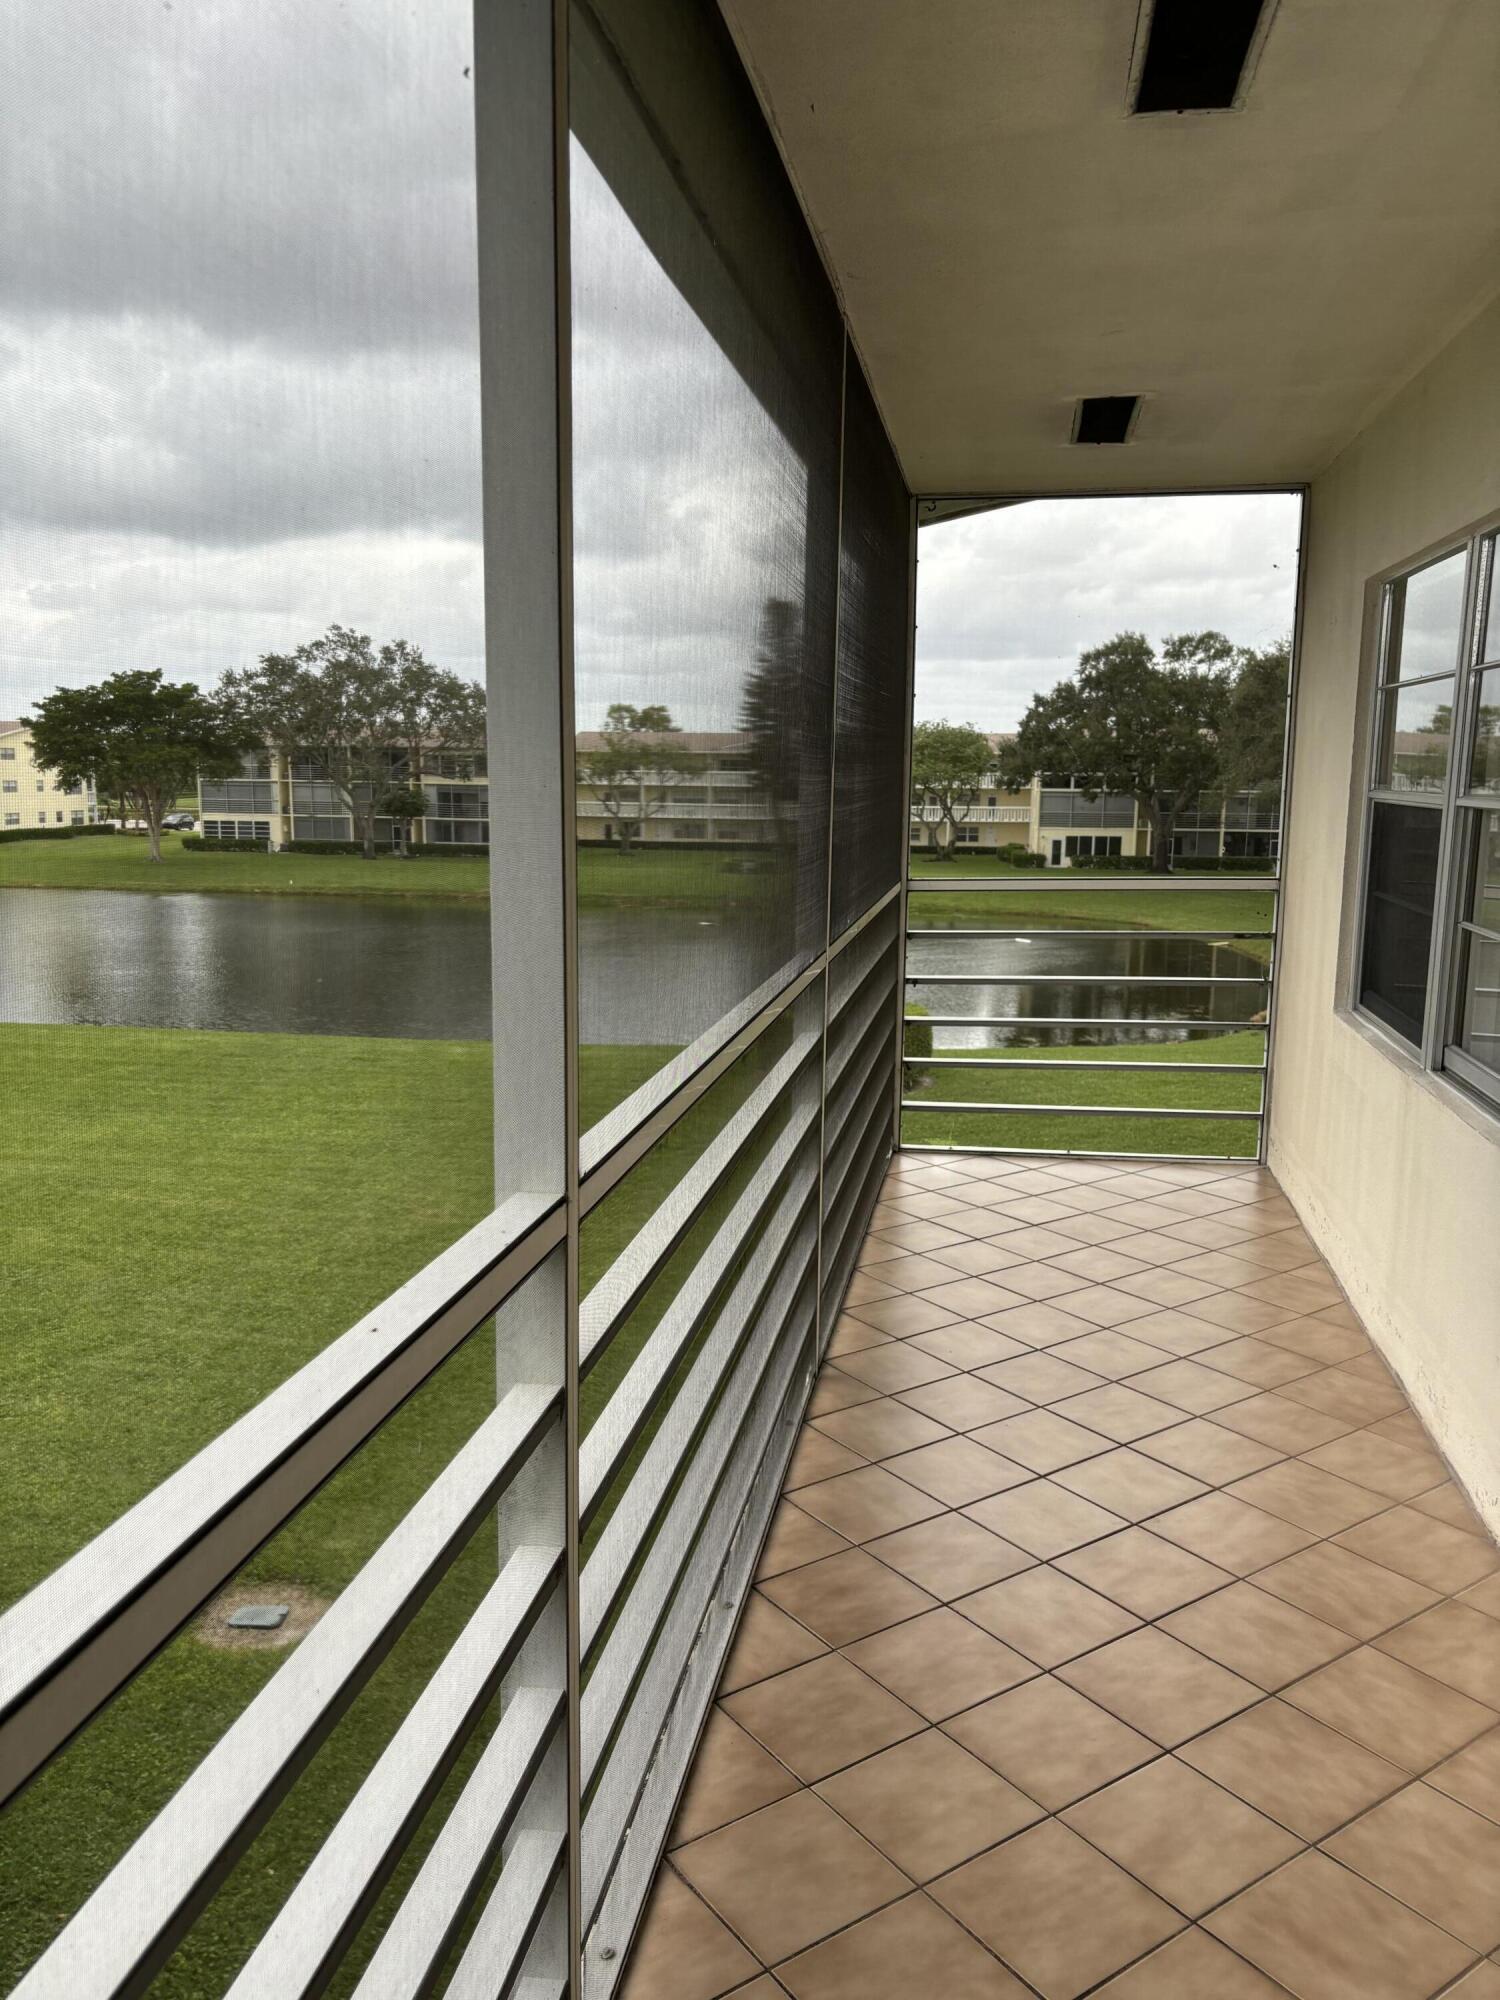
[2,781,15,794]
[0,746,14,760]
[4,813,17,827]
[1356,533,1500,1111]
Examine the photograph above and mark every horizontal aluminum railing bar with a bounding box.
[579,1170,817,1664]
[906,875,1280,894]
[12,1384,560,2000]
[904,1013,1267,1031]
[0,1189,563,1815]
[226,1551,562,2000]
[914,1055,1267,1073]
[824,1116,893,1323]
[902,1098,1262,1121]
[907,927,1274,940]
[825,977,899,1127]
[352,1685,564,2000]
[579,882,899,1208]
[906,971,1268,986]
[579,1096,819,1533]
[581,1274,814,1930]
[444,1827,565,2000]
[824,1045,898,1242]
[902,1140,1258,1163]
[823,1030,897,1215]
[826,954,899,1096]
[577,1025,820,1380]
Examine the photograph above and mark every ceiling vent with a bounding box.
[1072,396,1140,445]
[1131,0,1271,113]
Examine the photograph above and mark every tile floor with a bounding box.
[620,1153,1500,2000]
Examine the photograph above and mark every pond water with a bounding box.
[0,889,781,1046]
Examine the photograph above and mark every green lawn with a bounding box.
[901,1030,1266,1157]
[0,1018,753,1993]
[0,831,776,911]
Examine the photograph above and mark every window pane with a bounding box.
[1455,930,1500,1079]
[1359,802,1441,1045]
[1376,677,1453,793]
[1468,806,1500,932]
[1482,544,1500,665]
[1388,549,1467,681]
[1469,666,1500,795]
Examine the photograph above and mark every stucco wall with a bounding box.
[1269,293,1500,1532]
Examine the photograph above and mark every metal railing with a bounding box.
[901,873,1279,1162]
[0,886,902,2000]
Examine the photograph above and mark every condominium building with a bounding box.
[0,720,96,831]
[197,749,489,849]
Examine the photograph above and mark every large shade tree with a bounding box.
[910,720,995,859]
[219,626,485,857]
[28,670,249,862]
[576,703,702,854]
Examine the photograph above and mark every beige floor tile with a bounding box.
[917,1275,1032,1320]
[1224,1458,1389,1535]
[868,1219,966,1254]
[1182,1697,1408,1838]
[1203,1848,1474,2000]
[835,1340,957,1393]
[978,1223,1082,1260]
[1058,1627,1261,1747]
[670,1710,801,1846]
[756,1502,851,1579]
[842,1295,962,1344]
[1464,1573,1500,1620]
[1094,1926,1294,1996]
[897,1373,1029,1432]
[1323,1780,1500,1951]
[814,1732,1043,1882]
[1427,1727,1500,1824]
[1149,1491,1318,1574]
[866,1510,1035,1597]
[958,1564,1140,1667]
[943,1672,1158,1809]
[1364,1409,1434,1453]
[1160,1581,1356,1689]
[857,1252,955,1294]
[759,1546,937,1648]
[1410,1480,1491,1537]
[1227,1228,1323,1274]
[930,1818,1183,2000]
[1111,1266,1226,1308]
[846,1607,1039,1722]
[1258,1317,1369,1364]
[776,1890,1034,1999]
[1213,1392,1355,1453]
[619,1866,760,2000]
[722,1651,923,1783]
[792,1465,945,1543]
[1203,1336,1324,1388]
[843,1271,899,1307]
[965,1479,1125,1559]
[807,1367,883,1417]
[1134,1417,1284,1483]
[1336,1506,1500,1595]
[1118,1305,1244,1352]
[1252,1539,1441,1638]
[1048,1328,1176,1378]
[980,1299,1098,1347]
[1052,1382,1186,1442]
[825,1314,891,1358]
[1283,1645,1498,1772]
[980,1350,1109,1405]
[1046,1245,1151,1284]
[811,1396,949,1463]
[922,1237,1035,1278]
[997,1260,1099,1301]
[784,1426,868,1490]
[909,1320,1028,1371]
[968,1407,1114,1474]
[1055,1525,1233,1618]
[1375,1601,1500,1708]
[1302,1430,1446,1500]
[1062,1755,1301,1916]
[720,1590,829,1693]
[674,1791,910,1966]
[884,1434,1033,1507]
[1051,1445,1208,1521]
[1445,1962,1500,1997]
[1279,1366,1405,1427]
[1237,1269,1344,1316]
[1047,1283,1161,1329]
[1123,1357,1257,1414]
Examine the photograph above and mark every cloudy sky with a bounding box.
[915,492,1303,733]
[1,5,1300,743]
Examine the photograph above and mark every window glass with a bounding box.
[1387,549,1467,680]
[1456,926,1500,1076]
[1376,677,1454,793]
[1468,667,1500,795]
[1469,810,1500,932]
[1360,802,1441,1046]
[1482,546,1500,664]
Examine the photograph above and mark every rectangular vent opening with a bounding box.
[1134,0,1267,112]
[1073,396,1140,445]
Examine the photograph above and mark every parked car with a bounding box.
[161,811,197,831]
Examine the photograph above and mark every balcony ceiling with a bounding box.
[717,0,1500,495]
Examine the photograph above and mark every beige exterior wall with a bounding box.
[1269,291,1500,1533]
[0,723,95,829]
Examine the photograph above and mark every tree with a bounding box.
[1218,638,1290,798]
[380,784,430,853]
[220,626,485,858]
[28,670,248,863]
[576,703,702,854]
[910,720,994,859]
[738,598,806,847]
[997,632,1233,872]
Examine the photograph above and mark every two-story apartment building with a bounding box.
[197,750,489,849]
[0,721,96,831]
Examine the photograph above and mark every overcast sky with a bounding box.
[2,6,1301,743]
[915,492,1302,733]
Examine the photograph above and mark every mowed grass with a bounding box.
[0,832,776,910]
[0,1019,734,1993]
[901,1029,1266,1158]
